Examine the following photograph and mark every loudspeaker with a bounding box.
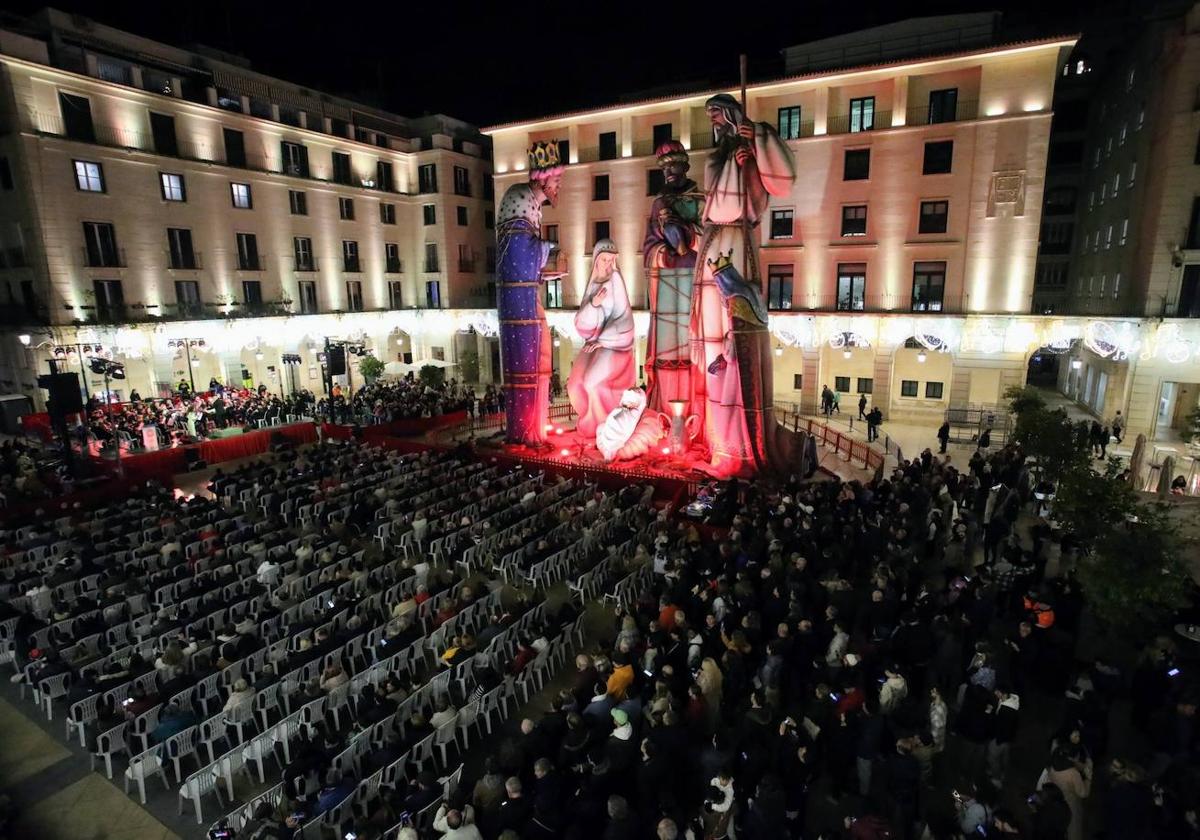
[327,346,346,376]
[37,372,84,422]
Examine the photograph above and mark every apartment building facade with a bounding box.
[1054,2,1200,440]
[0,9,498,404]
[489,30,1102,426]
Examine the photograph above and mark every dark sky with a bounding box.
[9,0,1110,126]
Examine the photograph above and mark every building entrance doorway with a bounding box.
[1154,381,1200,440]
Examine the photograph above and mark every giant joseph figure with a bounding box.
[495,141,564,446]
[689,93,795,476]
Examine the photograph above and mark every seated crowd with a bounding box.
[0,438,656,840]
[318,378,496,426]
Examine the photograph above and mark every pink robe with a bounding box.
[567,268,635,438]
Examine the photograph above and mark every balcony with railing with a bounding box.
[826,110,894,135]
[777,292,965,314]
[81,246,126,269]
[235,252,267,272]
[291,256,319,272]
[903,99,979,127]
[385,257,404,274]
[424,258,441,273]
[0,301,49,326]
[458,258,477,273]
[343,257,362,273]
[166,250,203,271]
[19,110,419,195]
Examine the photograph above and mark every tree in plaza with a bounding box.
[357,354,384,384]
[1179,403,1200,445]
[1054,459,1192,637]
[1005,386,1193,637]
[418,364,445,388]
[1003,386,1088,486]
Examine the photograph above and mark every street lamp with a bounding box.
[167,337,205,393]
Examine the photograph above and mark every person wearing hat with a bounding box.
[566,238,636,438]
[605,707,638,773]
[495,139,565,447]
[643,140,705,413]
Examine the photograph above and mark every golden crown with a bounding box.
[707,249,735,272]
[528,140,562,172]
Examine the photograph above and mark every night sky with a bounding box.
[7,0,1115,127]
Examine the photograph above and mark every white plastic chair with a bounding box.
[177,763,225,825]
[90,720,129,779]
[124,743,170,804]
[162,724,200,782]
[38,672,72,721]
[223,699,256,745]
[433,719,458,767]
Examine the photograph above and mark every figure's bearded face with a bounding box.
[660,159,689,186]
[707,105,736,139]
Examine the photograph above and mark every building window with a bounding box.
[92,279,124,321]
[545,278,563,308]
[345,280,364,311]
[1100,183,1107,204]
[338,197,354,220]
[767,265,793,310]
[331,152,352,185]
[298,280,318,314]
[430,346,446,362]
[0,158,11,190]
[388,281,403,309]
[841,205,867,236]
[1120,218,1129,245]
[424,243,439,273]
[457,206,469,226]
[242,280,263,306]
[835,376,851,392]
[486,246,496,272]
[380,203,396,224]
[844,148,870,180]
[59,92,95,142]
[922,140,953,175]
[419,164,438,193]
[778,106,802,140]
[281,141,309,177]
[599,131,618,161]
[925,382,944,399]
[376,161,395,192]
[652,123,673,149]
[168,226,198,268]
[857,378,874,394]
[900,380,918,398]
[1113,272,1121,298]
[593,174,610,201]
[385,242,402,273]
[425,280,442,308]
[223,128,245,167]
[159,172,185,202]
[293,237,315,271]
[927,88,958,124]
[793,374,803,390]
[342,240,360,272]
[444,166,468,198]
[82,222,120,267]
[230,183,252,209]
[647,169,666,196]
[236,233,260,270]
[848,97,875,132]
[911,261,946,311]
[770,209,794,239]
[485,210,495,229]
[423,204,436,226]
[1105,225,1113,249]
[484,176,494,201]
[289,190,307,215]
[836,263,866,311]
[174,280,201,315]
[1129,161,1137,186]
[594,220,611,245]
[167,227,196,270]
[918,200,949,234]
[543,224,559,243]
[74,160,104,192]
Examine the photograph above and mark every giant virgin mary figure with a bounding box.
[567,238,635,438]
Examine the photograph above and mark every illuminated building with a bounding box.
[0,9,497,402]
